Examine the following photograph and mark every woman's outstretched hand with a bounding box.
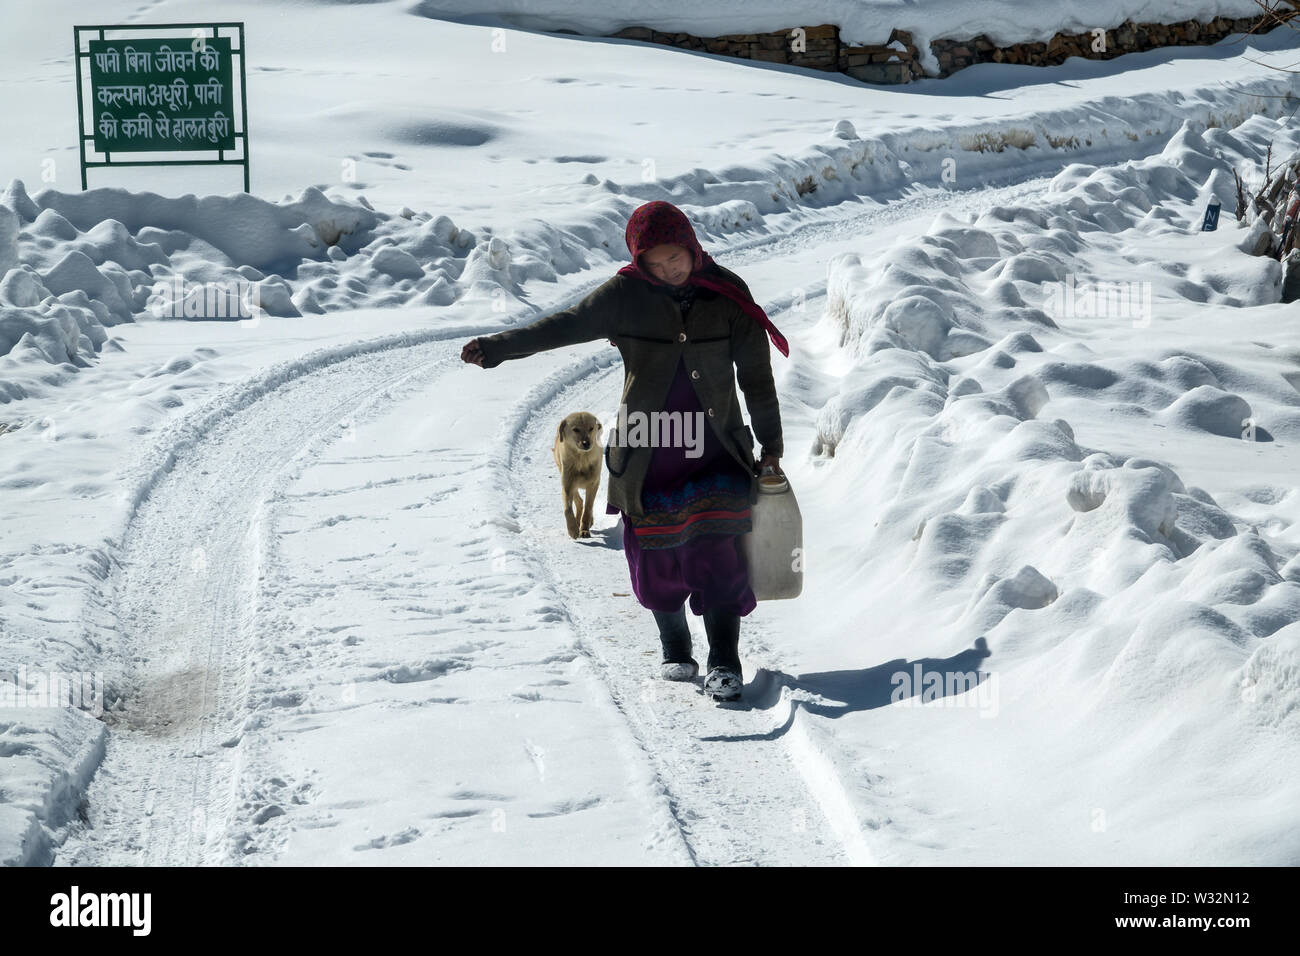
[756,453,784,477]
[461,338,485,367]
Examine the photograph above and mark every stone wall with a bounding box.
[606,10,1296,85]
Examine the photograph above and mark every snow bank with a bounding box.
[0,709,105,866]
[0,181,384,376]
[805,111,1300,860]
[414,0,1268,49]
[825,116,1293,373]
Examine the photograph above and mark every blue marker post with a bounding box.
[1202,199,1221,232]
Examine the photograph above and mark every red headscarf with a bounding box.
[616,201,790,358]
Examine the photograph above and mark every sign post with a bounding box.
[74,22,250,191]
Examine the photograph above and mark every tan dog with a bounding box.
[553,412,603,539]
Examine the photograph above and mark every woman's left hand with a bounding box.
[756,453,784,477]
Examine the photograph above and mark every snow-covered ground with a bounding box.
[2,0,1299,865]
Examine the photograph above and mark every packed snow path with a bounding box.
[55,177,1072,866]
[53,345,456,865]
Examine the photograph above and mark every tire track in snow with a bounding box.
[57,345,455,865]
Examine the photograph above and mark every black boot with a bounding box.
[652,606,698,679]
[701,607,743,700]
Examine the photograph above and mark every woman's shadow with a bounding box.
[701,638,994,739]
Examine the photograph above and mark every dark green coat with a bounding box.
[476,263,783,518]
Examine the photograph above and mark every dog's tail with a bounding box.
[553,419,565,472]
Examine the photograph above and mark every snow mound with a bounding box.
[1241,621,1300,728]
[0,265,108,372]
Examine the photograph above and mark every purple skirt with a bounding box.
[606,357,756,617]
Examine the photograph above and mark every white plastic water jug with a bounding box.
[740,469,803,600]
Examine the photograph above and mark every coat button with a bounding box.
[707,407,714,417]
[691,370,700,380]
[678,331,687,342]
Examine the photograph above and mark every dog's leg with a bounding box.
[577,476,598,537]
[562,477,580,539]
[582,469,602,537]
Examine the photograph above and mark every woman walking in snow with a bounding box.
[461,200,788,701]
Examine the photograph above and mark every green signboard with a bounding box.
[88,37,236,151]
[75,23,250,190]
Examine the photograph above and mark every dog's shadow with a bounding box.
[587,520,623,551]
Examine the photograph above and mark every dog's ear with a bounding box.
[556,419,567,443]
[594,421,603,434]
